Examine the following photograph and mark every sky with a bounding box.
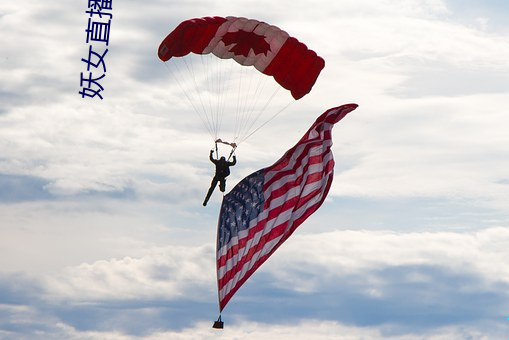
[1,0,508,339]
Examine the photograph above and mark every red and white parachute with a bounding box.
[158,16,325,147]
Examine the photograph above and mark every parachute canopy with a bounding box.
[158,16,325,100]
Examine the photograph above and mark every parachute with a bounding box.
[158,16,325,147]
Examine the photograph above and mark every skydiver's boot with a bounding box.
[203,183,216,206]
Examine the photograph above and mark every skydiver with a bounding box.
[203,149,237,206]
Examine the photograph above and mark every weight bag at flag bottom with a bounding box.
[215,103,358,315]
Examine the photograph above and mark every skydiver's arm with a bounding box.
[229,156,237,166]
[209,150,215,162]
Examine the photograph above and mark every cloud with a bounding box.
[55,319,504,340]
[1,308,503,340]
[43,245,216,302]
[0,227,502,338]
[1,225,508,339]
[270,227,509,287]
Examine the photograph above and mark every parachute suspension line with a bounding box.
[227,144,237,162]
[233,63,245,143]
[235,67,266,143]
[240,99,295,144]
[201,54,225,141]
[181,56,217,141]
[216,58,235,142]
[210,55,221,140]
[231,64,278,146]
[201,55,238,143]
[228,145,237,160]
[200,54,216,140]
[163,61,215,141]
[236,65,253,140]
[239,78,282,142]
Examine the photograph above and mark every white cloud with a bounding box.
[4,317,503,340]
[267,227,509,292]
[44,244,216,302]
[142,320,502,340]
[36,227,509,316]
[1,226,508,338]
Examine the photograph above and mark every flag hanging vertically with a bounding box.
[216,103,358,312]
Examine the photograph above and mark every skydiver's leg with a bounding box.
[219,178,226,192]
[203,178,219,206]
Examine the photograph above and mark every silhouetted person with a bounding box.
[203,150,236,206]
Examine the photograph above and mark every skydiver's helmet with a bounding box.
[220,157,226,162]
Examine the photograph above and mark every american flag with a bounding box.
[216,104,358,311]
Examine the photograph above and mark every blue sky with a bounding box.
[1,0,508,339]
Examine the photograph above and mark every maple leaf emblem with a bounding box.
[221,30,271,57]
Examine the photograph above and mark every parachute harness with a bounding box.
[214,138,237,161]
